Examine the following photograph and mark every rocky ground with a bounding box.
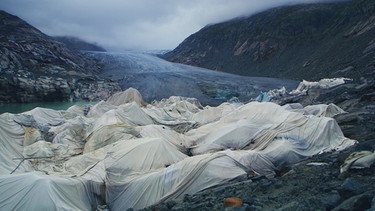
[143,78,375,211]
[145,146,375,211]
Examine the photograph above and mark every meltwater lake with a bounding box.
[0,101,96,114]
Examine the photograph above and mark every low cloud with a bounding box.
[0,0,345,51]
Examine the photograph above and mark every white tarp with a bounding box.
[107,87,146,106]
[104,137,188,178]
[288,103,347,117]
[106,153,248,210]
[290,77,351,95]
[0,113,33,174]
[186,102,309,154]
[87,102,154,138]
[0,89,357,210]
[0,172,104,211]
[83,124,137,153]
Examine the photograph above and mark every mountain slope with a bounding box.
[0,10,119,103]
[163,0,375,80]
[54,36,106,52]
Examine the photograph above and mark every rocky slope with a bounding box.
[0,10,119,103]
[54,36,106,52]
[163,0,375,81]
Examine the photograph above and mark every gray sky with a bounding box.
[0,0,341,51]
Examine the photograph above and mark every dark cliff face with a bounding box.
[0,10,119,103]
[163,0,375,81]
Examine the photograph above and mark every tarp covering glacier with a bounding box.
[0,88,356,210]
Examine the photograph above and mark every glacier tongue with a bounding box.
[86,51,298,105]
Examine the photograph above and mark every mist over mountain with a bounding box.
[163,0,375,81]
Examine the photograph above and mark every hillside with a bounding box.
[163,0,375,81]
[54,36,106,52]
[0,10,119,103]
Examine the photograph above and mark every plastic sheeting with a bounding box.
[0,94,357,210]
[84,124,137,153]
[106,153,248,210]
[186,102,309,154]
[87,102,154,137]
[107,87,146,106]
[0,172,105,211]
[290,78,351,95]
[340,151,375,173]
[287,103,346,117]
[105,137,188,178]
[0,113,33,174]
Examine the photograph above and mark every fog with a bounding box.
[0,0,346,50]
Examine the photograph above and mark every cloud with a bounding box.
[0,0,345,51]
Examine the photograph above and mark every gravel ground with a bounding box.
[143,141,375,211]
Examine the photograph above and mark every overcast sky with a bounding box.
[0,0,342,51]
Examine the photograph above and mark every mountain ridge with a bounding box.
[162,0,375,81]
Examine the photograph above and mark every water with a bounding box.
[0,101,95,114]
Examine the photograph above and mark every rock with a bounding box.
[224,197,243,208]
[332,190,374,211]
[322,191,342,210]
[182,194,192,203]
[338,177,365,199]
[276,197,325,211]
[0,10,120,103]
